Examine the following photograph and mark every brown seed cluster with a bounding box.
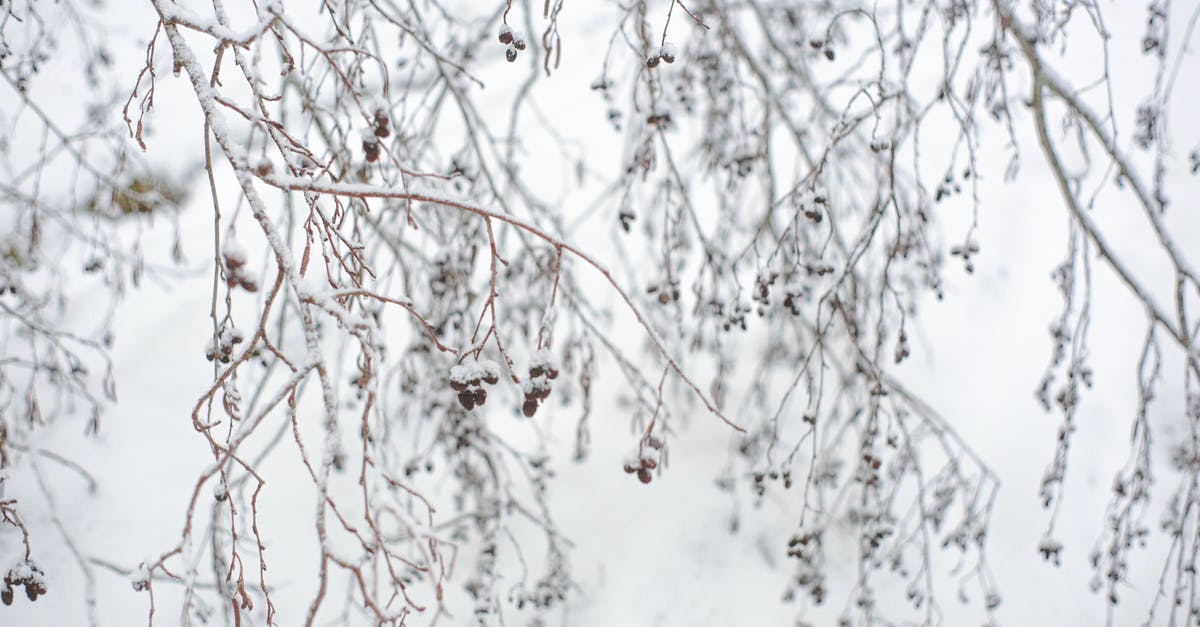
[449,358,501,411]
[520,349,558,417]
[361,107,390,163]
[784,531,826,605]
[618,207,636,232]
[894,330,910,364]
[498,25,526,63]
[205,325,244,363]
[646,277,680,304]
[363,135,380,163]
[131,563,151,592]
[948,239,979,274]
[2,560,46,605]
[372,107,390,138]
[222,242,258,293]
[646,42,678,68]
[622,434,664,484]
[809,39,835,60]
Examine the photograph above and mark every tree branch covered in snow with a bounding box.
[0,0,1197,625]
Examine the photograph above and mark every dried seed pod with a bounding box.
[498,25,514,44]
[660,42,677,63]
[646,435,664,449]
[505,46,517,63]
[522,396,539,417]
[623,462,639,474]
[618,209,635,231]
[472,388,487,406]
[646,54,661,68]
[640,456,657,470]
[637,467,653,484]
[458,390,476,410]
[1,586,11,606]
[363,137,380,162]
[512,34,526,50]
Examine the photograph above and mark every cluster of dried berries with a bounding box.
[784,531,827,605]
[2,560,46,605]
[755,272,816,317]
[362,135,381,163]
[809,38,836,60]
[513,571,569,610]
[858,449,884,487]
[449,358,501,411]
[646,111,672,128]
[520,349,558,417]
[646,277,680,304]
[645,42,677,68]
[361,109,390,163]
[781,282,809,315]
[617,206,636,232]
[1038,536,1064,566]
[949,239,980,274]
[715,300,750,332]
[752,271,778,311]
[752,467,794,496]
[222,242,257,293]
[804,193,827,222]
[402,458,435,477]
[205,325,244,363]
[130,563,151,592]
[934,171,966,203]
[371,106,390,139]
[894,330,910,364]
[498,25,526,63]
[727,151,758,177]
[622,434,664,484]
